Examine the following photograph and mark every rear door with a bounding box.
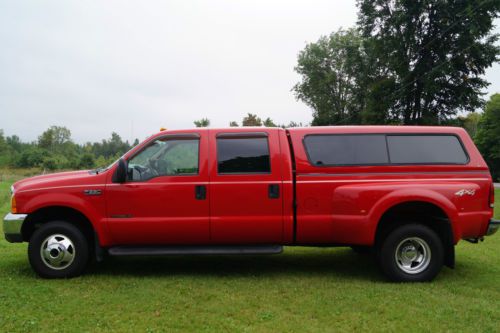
[208,129,284,243]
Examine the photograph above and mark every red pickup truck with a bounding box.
[3,126,498,281]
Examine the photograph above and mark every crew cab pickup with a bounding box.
[3,126,499,281]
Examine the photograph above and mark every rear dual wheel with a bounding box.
[378,224,444,282]
[28,221,89,279]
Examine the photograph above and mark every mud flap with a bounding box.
[442,223,455,269]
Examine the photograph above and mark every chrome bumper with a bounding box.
[486,219,500,236]
[3,213,27,243]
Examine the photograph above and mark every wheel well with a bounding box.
[375,201,455,268]
[22,206,95,245]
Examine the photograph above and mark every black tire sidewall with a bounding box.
[28,221,89,279]
[379,224,444,282]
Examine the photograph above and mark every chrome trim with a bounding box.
[10,185,14,195]
[486,219,500,236]
[3,213,27,241]
[394,237,432,274]
[40,234,76,270]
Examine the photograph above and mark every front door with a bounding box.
[105,132,209,245]
[208,129,284,243]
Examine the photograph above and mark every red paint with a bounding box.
[12,126,494,247]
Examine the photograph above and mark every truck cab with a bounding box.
[104,128,292,245]
[3,126,499,281]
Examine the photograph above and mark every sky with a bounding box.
[1,0,499,143]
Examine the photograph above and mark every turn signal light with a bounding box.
[11,195,17,214]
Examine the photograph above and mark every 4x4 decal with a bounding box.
[455,189,475,197]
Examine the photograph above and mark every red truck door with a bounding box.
[105,131,210,244]
[208,129,284,243]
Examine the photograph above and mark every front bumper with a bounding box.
[3,213,27,243]
[486,219,500,236]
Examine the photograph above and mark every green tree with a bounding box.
[294,28,368,125]
[78,153,96,169]
[41,154,69,171]
[95,155,109,168]
[263,118,277,127]
[16,147,46,168]
[6,135,22,151]
[475,94,500,181]
[357,0,500,124]
[288,121,304,127]
[194,118,210,127]
[92,132,130,159]
[229,121,239,127]
[457,112,482,138]
[38,126,72,151]
[0,130,9,166]
[242,113,262,126]
[361,77,397,124]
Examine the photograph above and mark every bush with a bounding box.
[16,148,46,168]
[78,153,96,169]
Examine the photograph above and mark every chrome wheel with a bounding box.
[40,234,76,270]
[394,237,431,274]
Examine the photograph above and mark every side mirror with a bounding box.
[112,158,127,183]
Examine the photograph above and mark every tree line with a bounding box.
[0,126,138,171]
[194,114,304,128]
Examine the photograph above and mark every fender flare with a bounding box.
[367,188,460,243]
[21,192,110,245]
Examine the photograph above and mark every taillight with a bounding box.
[490,183,495,209]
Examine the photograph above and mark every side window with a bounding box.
[303,134,389,166]
[128,138,199,181]
[217,137,271,174]
[387,135,468,164]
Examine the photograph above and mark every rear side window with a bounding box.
[303,134,389,166]
[387,135,468,164]
[217,137,271,173]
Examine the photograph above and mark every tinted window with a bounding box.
[217,137,270,173]
[128,138,199,181]
[304,135,389,166]
[387,135,468,164]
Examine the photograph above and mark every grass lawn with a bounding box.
[0,173,499,332]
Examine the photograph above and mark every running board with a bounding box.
[108,245,283,256]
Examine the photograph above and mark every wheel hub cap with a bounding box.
[395,237,431,275]
[40,234,76,270]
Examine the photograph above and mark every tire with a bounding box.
[28,221,89,279]
[378,224,444,282]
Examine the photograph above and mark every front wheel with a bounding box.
[28,221,89,278]
[378,224,444,282]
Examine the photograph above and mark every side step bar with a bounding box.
[108,245,283,256]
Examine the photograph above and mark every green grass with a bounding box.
[0,174,499,332]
